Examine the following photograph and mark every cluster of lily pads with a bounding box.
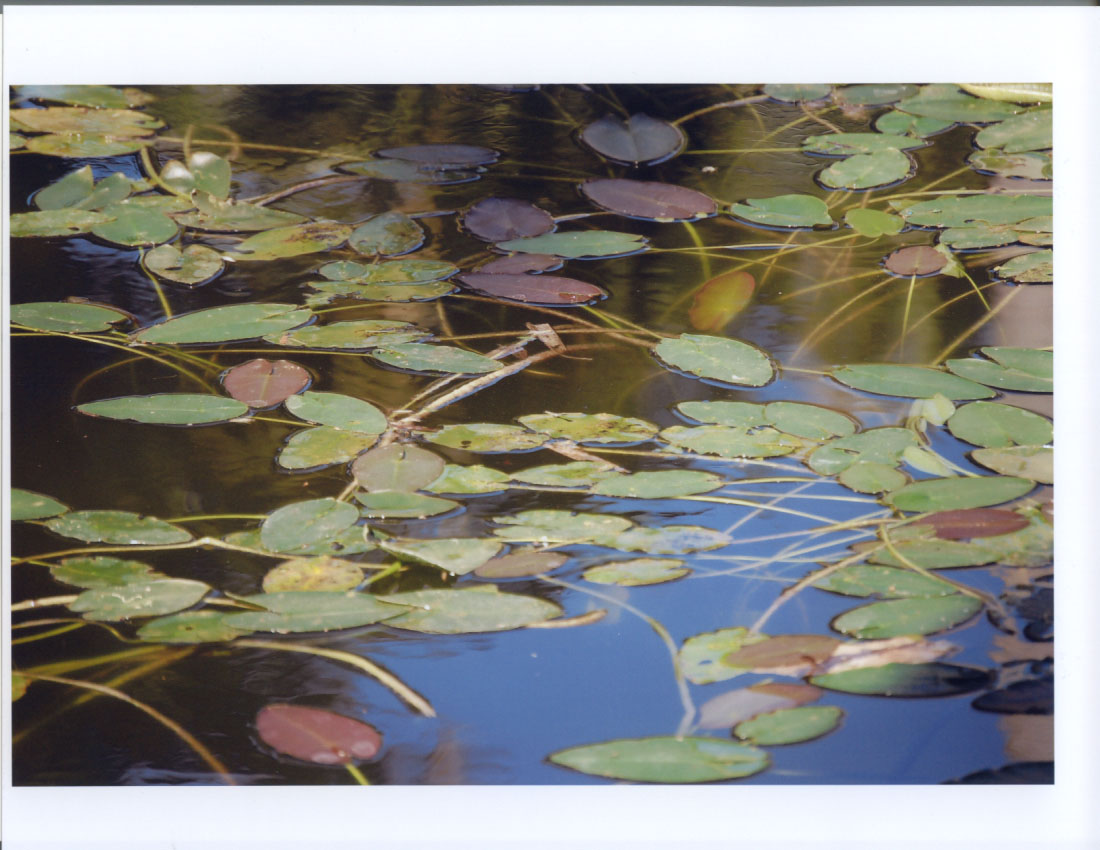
[10,81,1053,784]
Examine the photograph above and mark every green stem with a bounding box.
[344,763,370,785]
[11,622,86,644]
[681,220,711,282]
[137,247,174,319]
[672,94,770,126]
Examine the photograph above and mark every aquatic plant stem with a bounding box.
[241,174,369,206]
[137,248,174,319]
[345,763,370,785]
[12,622,86,644]
[672,94,769,126]
[157,135,358,158]
[11,595,78,612]
[138,145,188,198]
[682,220,711,282]
[929,286,1022,364]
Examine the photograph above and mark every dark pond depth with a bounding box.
[9,83,1053,786]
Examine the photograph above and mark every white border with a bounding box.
[4,6,1097,849]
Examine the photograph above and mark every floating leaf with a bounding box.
[895,85,1022,122]
[262,557,364,593]
[225,527,373,557]
[277,427,378,470]
[268,322,426,351]
[174,194,307,232]
[161,152,232,198]
[550,736,768,783]
[655,334,774,387]
[12,488,69,521]
[679,627,770,684]
[886,477,1035,512]
[837,461,908,494]
[24,134,147,158]
[12,106,162,136]
[228,591,407,633]
[256,704,382,765]
[720,635,842,677]
[495,230,647,259]
[947,401,1052,448]
[50,556,161,589]
[34,166,131,211]
[379,537,503,575]
[16,84,154,109]
[426,423,547,453]
[583,558,689,586]
[591,470,723,499]
[807,428,918,475]
[600,524,731,554]
[803,133,925,155]
[319,258,458,284]
[339,158,477,184]
[11,301,129,333]
[734,706,843,746]
[813,564,958,599]
[699,683,822,730]
[260,498,360,553]
[579,113,685,165]
[811,662,993,697]
[819,149,911,190]
[921,508,1031,540]
[835,84,917,106]
[138,611,250,644]
[10,208,114,238]
[580,178,716,222]
[946,346,1052,392]
[843,208,904,238]
[765,402,857,440]
[764,84,831,103]
[993,251,1053,284]
[883,245,948,276]
[70,578,209,622]
[135,304,311,345]
[351,444,446,492]
[511,461,622,488]
[518,412,658,445]
[660,425,800,459]
[284,392,387,433]
[142,244,224,286]
[831,364,994,400]
[979,511,1052,568]
[689,270,755,332]
[376,144,498,168]
[349,212,424,256]
[676,401,766,428]
[492,510,633,544]
[972,677,1053,715]
[222,359,310,408]
[957,83,1052,104]
[477,253,561,274]
[45,510,192,545]
[77,394,249,425]
[356,491,459,519]
[971,446,1053,484]
[727,194,832,228]
[425,464,511,495]
[968,151,1051,181]
[381,586,561,633]
[456,272,607,306]
[10,132,25,150]
[815,636,959,676]
[229,222,351,261]
[875,110,953,138]
[461,198,555,242]
[889,194,1051,228]
[939,221,1051,250]
[371,343,503,375]
[474,549,569,578]
[975,110,1052,153]
[832,595,982,639]
[90,201,177,246]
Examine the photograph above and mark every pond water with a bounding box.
[9,83,1053,786]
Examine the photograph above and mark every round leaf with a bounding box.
[268,320,426,351]
[51,556,162,589]
[461,198,555,242]
[580,178,716,222]
[352,444,446,492]
[425,464,511,495]
[598,524,731,554]
[228,591,407,633]
[349,212,424,257]
[764,84,831,102]
[579,113,685,165]
[12,488,69,521]
[764,401,857,440]
[77,394,249,425]
[975,110,1051,153]
[844,208,904,238]
[582,558,689,586]
[256,704,382,765]
[993,251,1053,284]
[728,194,832,229]
[875,110,953,138]
[655,334,774,387]
[229,222,352,261]
[946,401,1052,448]
[134,304,312,345]
[355,491,459,519]
[831,364,994,400]
[477,253,562,274]
[835,84,917,106]
[11,301,129,333]
[379,537,503,576]
[920,508,1031,540]
[285,391,387,433]
[277,427,378,470]
[70,578,209,622]
[517,412,657,445]
[837,461,908,494]
[222,359,311,408]
[137,611,249,644]
[886,476,1035,512]
[371,343,503,375]
[16,84,155,109]
[492,509,633,544]
[883,245,948,277]
[895,85,1022,122]
[142,244,224,286]
[802,132,925,155]
[161,152,231,198]
[495,230,647,259]
[45,510,192,544]
[807,428,918,475]
[91,203,178,246]
[174,195,307,232]
[819,149,912,190]
[661,425,800,459]
[734,705,844,746]
[968,151,1051,181]
[675,401,766,428]
[426,423,547,453]
[339,158,478,184]
[679,627,770,685]
[890,193,1051,228]
[866,538,997,569]
[456,272,607,306]
[24,134,147,158]
[262,557,364,593]
[260,498,360,553]
[512,461,622,488]
[12,106,161,136]
[318,258,458,284]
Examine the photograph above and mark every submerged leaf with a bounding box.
[580,178,716,222]
[550,737,768,783]
[222,359,310,408]
[579,113,685,165]
[256,704,382,765]
[689,270,755,332]
[77,394,249,425]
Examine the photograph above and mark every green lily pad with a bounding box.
[660,425,801,459]
[260,498,360,553]
[45,510,192,545]
[831,595,982,639]
[137,610,250,644]
[655,334,774,387]
[975,110,1052,153]
[939,221,1050,250]
[425,464,511,495]
[676,401,766,428]
[11,301,129,333]
[727,194,832,228]
[262,556,365,593]
[277,427,378,470]
[680,627,770,684]
[947,401,1052,448]
[267,319,427,350]
[24,134,148,158]
[844,208,905,238]
[226,591,408,633]
[895,85,1022,122]
[11,106,163,136]
[495,230,647,259]
[70,578,209,622]
[549,736,769,783]
[874,110,953,138]
[600,524,732,554]
[582,558,689,586]
[35,167,132,211]
[12,488,69,521]
[224,526,374,558]
[813,564,959,598]
[811,662,994,697]
[10,133,26,150]
[379,537,503,575]
[371,343,503,375]
[90,201,178,247]
[284,391,387,434]
[971,446,1053,484]
[807,428,918,476]
[946,347,1052,392]
[994,251,1053,284]
[381,586,560,633]
[426,423,548,453]
[835,84,917,106]
[10,209,114,238]
[352,444,446,493]
[734,705,844,746]
[580,178,716,222]
[517,412,658,445]
[161,152,231,199]
[462,197,556,243]
[979,511,1053,568]
[866,538,998,569]
[339,158,478,184]
[356,491,459,519]
[968,151,1051,181]
[16,84,154,110]
[474,549,569,578]
[229,221,352,261]
[886,476,1035,512]
[349,212,424,256]
[764,84,831,103]
[803,133,925,155]
[492,510,634,544]
[134,304,312,344]
[174,194,307,232]
[318,259,459,284]
[142,244,224,286]
[831,364,994,400]
[837,461,908,494]
[889,194,1052,228]
[579,113,685,166]
[511,461,622,488]
[591,470,724,499]
[765,402,857,440]
[957,84,1052,104]
[77,394,249,425]
[51,556,162,589]
[819,149,912,190]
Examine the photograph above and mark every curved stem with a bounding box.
[672,94,769,126]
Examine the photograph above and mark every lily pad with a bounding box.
[267,320,427,350]
[492,510,633,544]
[895,85,1022,122]
[376,144,498,168]
[579,113,685,166]
[262,557,365,593]
[971,446,1053,484]
[600,524,731,554]
[831,364,994,400]
[461,198,555,242]
[45,510,192,545]
[889,194,1052,228]
[968,151,1051,181]
[255,704,382,765]
[957,84,1052,104]
[676,401,766,428]
[517,412,658,445]
[679,627,770,684]
[34,167,132,211]
[24,134,148,158]
[284,392,387,433]
[837,462,908,494]
[975,110,1052,153]
[379,537,503,575]
[349,212,424,256]
[947,401,1052,448]
[339,158,478,184]
[993,251,1053,284]
[227,591,407,633]
[844,208,905,238]
[699,683,822,730]
[90,202,178,247]
[456,272,607,306]
[222,359,310,408]
[580,178,716,222]
[10,209,114,238]
[381,586,561,633]
[134,304,311,345]
[77,394,249,425]
[224,527,374,558]
[655,334,774,387]
[260,498,360,553]
[728,194,832,229]
[832,595,982,639]
[835,84,917,106]
[813,564,959,598]
[764,84,831,103]
[883,245,948,276]
[474,549,569,578]
[875,110,953,138]
[512,461,622,488]
[921,508,1031,539]
[865,538,998,569]
[807,428,918,476]
[495,230,647,259]
[720,635,841,676]
[161,152,232,199]
[70,578,209,622]
[11,301,129,333]
[946,346,1052,392]
[426,423,547,453]
[811,662,994,697]
[425,464,511,495]
[477,253,562,274]
[660,425,801,459]
[591,470,723,499]
[819,149,912,190]
[371,343,503,375]
[51,556,162,589]
[550,736,768,783]
[16,84,154,110]
[137,611,250,644]
[142,244,224,286]
[689,269,756,332]
[939,221,1051,250]
[174,194,307,232]
[318,258,458,284]
[229,222,352,261]
[12,488,69,521]
[734,705,844,746]
[12,106,163,136]
[765,402,857,440]
[355,491,459,519]
[886,476,1035,512]
[277,427,378,470]
[582,558,690,586]
[803,133,925,155]
[351,444,446,492]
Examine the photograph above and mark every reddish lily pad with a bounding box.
[462,198,555,242]
[580,178,716,222]
[884,245,948,276]
[222,359,311,408]
[256,704,382,765]
[456,272,607,306]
